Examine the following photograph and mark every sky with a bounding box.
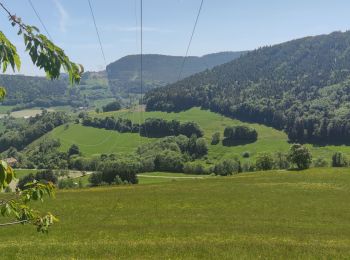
[1,0,350,76]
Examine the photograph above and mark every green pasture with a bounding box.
[1,168,350,259]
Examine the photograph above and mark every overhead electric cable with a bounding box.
[87,0,107,66]
[177,0,204,80]
[27,0,53,40]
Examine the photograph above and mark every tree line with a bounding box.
[82,116,204,138]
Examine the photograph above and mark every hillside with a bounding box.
[106,52,246,94]
[145,31,350,143]
[1,168,350,258]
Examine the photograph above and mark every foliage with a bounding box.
[242,151,250,158]
[97,159,139,185]
[68,144,80,157]
[255,152,274,171]
[214,159,240,176]
[313,158,329,168]
[102,100,122,112]
[0,12,83,84]
[274,152,290,169]
[211,132,220,145]
[332,152,348,167]
[224,125,258,141]
[288,144,312,170]
[58,178,77,189]
[154,150,185,172]
[0,160,57,232]
[17,170,58,190]
[183,162,211,175]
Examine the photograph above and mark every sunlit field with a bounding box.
[1,168,350,259]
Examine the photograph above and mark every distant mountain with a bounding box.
[106,52,247,94]
[145,31,350,143]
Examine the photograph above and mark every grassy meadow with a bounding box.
[1,168,350,259]
[37,107,350,163]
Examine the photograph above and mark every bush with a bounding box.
[68,144,80,157]
[58,178,77,189]
[35,169,58,184]
[332,152,348,167]
[288,144,312,170]
[195,138,208,158]
[224,125,258,141]
[98,160,139,184]
[214,159,240,176]
[154,150,184,172]
[313,158,328,168]
[255,152,274,171]
[183,162,210,175]
[102,100,122,112]
[211,132,220,145]
[17,169,58,190]
[274,152,290,169]
[241,161,255,172]
[242,151,250,158]
[89,172,103,186]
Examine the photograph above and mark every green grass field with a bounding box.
[1,168,350,259]
[36,107,350,163]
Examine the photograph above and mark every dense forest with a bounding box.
[106,52,246,94]
[145,31,350,143]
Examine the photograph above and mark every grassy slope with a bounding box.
[1,168,350,259]
[37,107,350,161]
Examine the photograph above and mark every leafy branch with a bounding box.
[0,161,57,233]
[0,2,84,84]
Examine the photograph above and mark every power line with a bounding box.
[27,0,53,40]
[87,0,107,66]
[177,0,204,81]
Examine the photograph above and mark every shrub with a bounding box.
[241,161,255,172]
[68,144,80,157]
[288,144,312,170]
[214,159,240,176]
[183,162,210,175]
[102,100,121,112]
[313,158,328,168]
[98,160,139,184]
[274,152,290,169]
[89,172,103,186]
[242,151,250,158]
[256,152,274,171]
[211,132,220,145]
[35,169,58,184]
[332,152,348,167]
[195,138,208,158]
[58,178,77,189]
[17,169,58,190]
[154,150,184,172]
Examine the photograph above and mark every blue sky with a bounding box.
[1,0,350,75]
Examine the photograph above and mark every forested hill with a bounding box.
[106,52,246,94]
[145,31,350,143]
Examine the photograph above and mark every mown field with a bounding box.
[1,168,350,259]
[39,107,350,163]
